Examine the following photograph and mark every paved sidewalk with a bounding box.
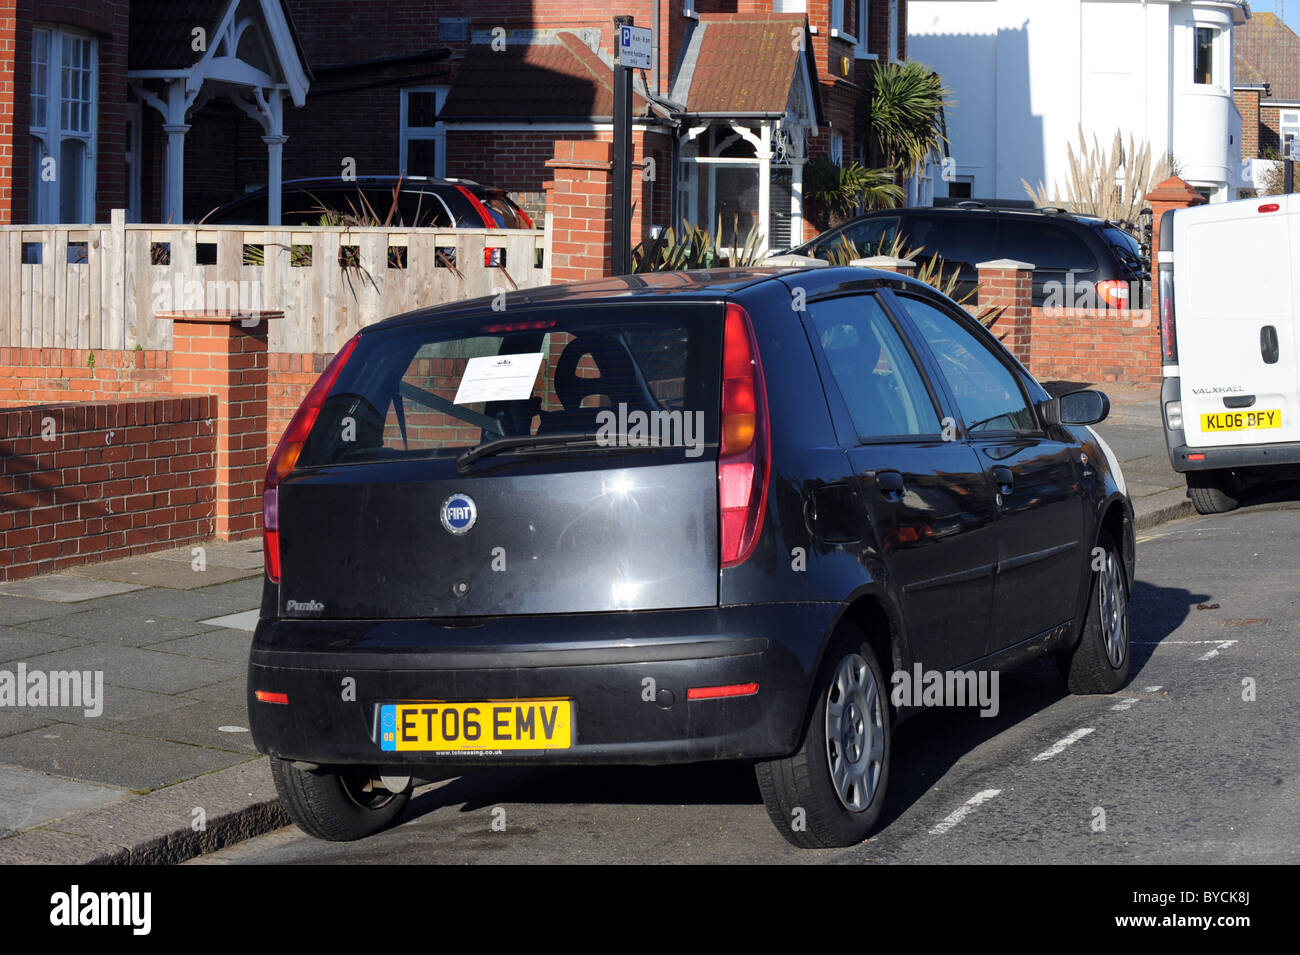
[1087,383,1192,529]
[0,540,284,862]
[0,384,1187,863]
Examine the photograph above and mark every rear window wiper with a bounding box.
[457,432,607,473]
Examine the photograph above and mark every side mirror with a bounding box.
[1039,389,1110,427]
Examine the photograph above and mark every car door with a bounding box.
[901,214,990,303]
[893,292,1086,656]
[803,291,999,672]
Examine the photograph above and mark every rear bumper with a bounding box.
[1167,440,1300,472]
[1162,376,1300,472]
[247,604,837,769]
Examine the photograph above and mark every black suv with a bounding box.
[248,265,1135,849]
[203,176,533,229]
[787,204,1148,308]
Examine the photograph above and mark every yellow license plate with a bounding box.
[379,700,572,752]
[1201,409,1282,432]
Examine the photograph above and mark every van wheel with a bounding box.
[1186,470,1240,515]
[1058,531,1130,694]
[755,624,891,849]
[270,758,411,841]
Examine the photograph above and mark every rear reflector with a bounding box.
[255,691,289,705]
[718,303,770,567]
[263,333,360,583]
[1187,453,1206,461]
[687,682,759,701]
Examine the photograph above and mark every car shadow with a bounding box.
[393,578,1215,841]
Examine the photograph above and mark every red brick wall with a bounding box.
[0,348,170,406]
[1260,104,1283,158]
[1235,88,1262,161]
[1025,307,1160,386]
[10,1,130,223]
[0,395,217,581]
[267,352,330,458]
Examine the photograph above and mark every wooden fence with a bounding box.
[0,210,550,354]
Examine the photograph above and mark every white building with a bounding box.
[909,0,1252,204]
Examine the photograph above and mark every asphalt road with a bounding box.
[194,503,1300,865]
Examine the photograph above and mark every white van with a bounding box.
[1159,195,1300,513]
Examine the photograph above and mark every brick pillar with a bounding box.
[544,140,614,283]
[161,311,282,541]
[1145,176,1206,261]
[851,255,917,278]
[976,259,1036,364]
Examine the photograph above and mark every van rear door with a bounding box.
[1175,196,1300,448]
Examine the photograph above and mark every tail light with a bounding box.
[718,303,770,567]
[263,333,360,583]
[1158,263,1177,364]
[455,185,499,229]
[1096,279,1130,309]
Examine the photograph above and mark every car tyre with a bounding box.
[755,624,891,849]
[1186,469,1240,515]
[270,757,411,841]
[1058,531,1131,694]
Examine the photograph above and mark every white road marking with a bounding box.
[1134,639,1238,660]
[1031,727,1095,762]
[1144,685,1163,693]
[1111,698,1141,711]
[928,789,1002,836]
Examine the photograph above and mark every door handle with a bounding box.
[876,470,905,501]
[1261,325,1280,365]
[992,466,1014,494]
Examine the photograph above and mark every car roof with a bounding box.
[838,205,1112,231]
[232,177,497,197]
[366,266,900,333]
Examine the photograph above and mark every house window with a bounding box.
[1281,111,1300,156]
[831,0,845,34]
[29,26,97,223]
[400,86,448,178]
[830,131,844,166]
[855,0,872,58]
[1194,26,1219,86]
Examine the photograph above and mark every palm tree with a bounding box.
[804,160,905,225]
[869,61,953,181]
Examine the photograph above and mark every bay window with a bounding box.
[29,26,97,223]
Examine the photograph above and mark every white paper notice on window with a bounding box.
[453,352,545,405]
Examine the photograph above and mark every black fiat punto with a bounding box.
[248,266,1135,849]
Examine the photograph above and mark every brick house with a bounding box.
[1,1,908,249]
[1234,9,1300,189]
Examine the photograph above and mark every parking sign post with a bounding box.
[612,17,651,276]
[1286,135,1296,195]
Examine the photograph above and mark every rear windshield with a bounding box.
[298,305,724,468]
